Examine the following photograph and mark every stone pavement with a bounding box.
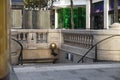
[11,63,120,80]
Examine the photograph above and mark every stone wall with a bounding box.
[11,29,62,64]
[60,29,120,62]
[11,29,120,64]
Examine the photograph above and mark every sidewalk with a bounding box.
[11,63,120,80]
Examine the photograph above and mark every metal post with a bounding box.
[81,58,84,63]
[94,46,98,62]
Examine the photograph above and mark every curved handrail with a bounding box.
[77,35,120,63]
[11,38,23,65]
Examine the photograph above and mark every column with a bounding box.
[86,0,90,29]
[104,0,109,29]
[32,10,41,29]
[11,10,22,28]
[40,10,51,29]
[55,9,58,29]
[23,10,33,29]
[36,10,41,29]
[32,10,36,29]
[0,0,10,80]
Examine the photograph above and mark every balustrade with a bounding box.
[11,29,120,62]
[11,29,49,49]
[11,29,61,49]
[11,29,94,49]
[16,32,28,42]
[63,32,93,49]
[36,32,48,43]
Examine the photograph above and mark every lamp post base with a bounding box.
[51,49,57,56]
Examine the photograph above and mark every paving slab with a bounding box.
[11,63,120,80]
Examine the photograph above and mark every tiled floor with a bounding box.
[11,63,120,80]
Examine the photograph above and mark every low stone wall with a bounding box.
[93,31,120,61]
[61,29,120,62]
[11,29,62,64]
[11,29,120,64]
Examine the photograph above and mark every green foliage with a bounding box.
[24,0,48,9]
[58,7,86,29]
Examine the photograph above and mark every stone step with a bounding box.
[14,63,120,73]
[22,57,58,63]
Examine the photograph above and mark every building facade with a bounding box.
[53,0,120,29]
[11,0,51,29]
[11,0,120,29]
[11,0,23,28]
